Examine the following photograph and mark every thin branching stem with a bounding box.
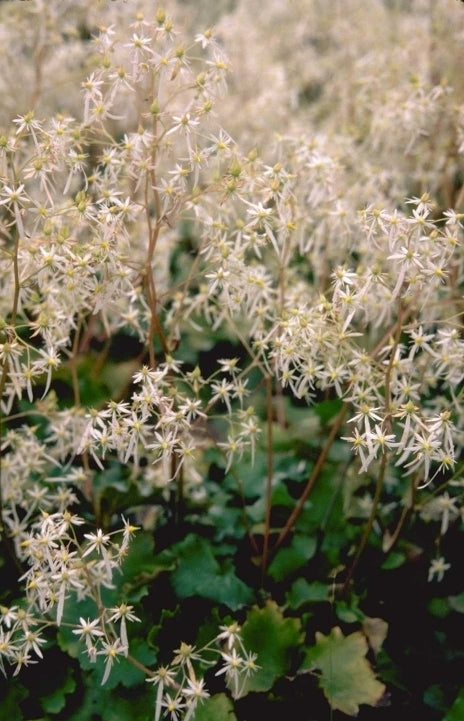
[261,375,275,578]
[273,403,349,554]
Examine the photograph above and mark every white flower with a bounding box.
[72,617,104,651]
[428,556,451,583]
[108,604,141,650]
[98,638,127,685]
[216,621,241,649]
[82,529,111,557]
[161,694,185,721]
[183,677,210,708]
[0,183,28,207]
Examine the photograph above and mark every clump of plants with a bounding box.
[0,2,463,720]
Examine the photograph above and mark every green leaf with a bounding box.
[271,481,298,508]
[239,600,303,694]
[313,398,343,423]
[171,534,253,610]
[0,682,29,721]
[65,684,112,721]
[147,606,179,652]
[40,668,76,713]
[102,693,153,721]
[193,693,237,721]
[301,626,386,716]
[267,534,317,581]
[118,531,175,597]
[207,493,245,540]
[444,686,464,721]
[296,467,347,540]
[335,598,365,623]
[286,579,329,609]
[65,682,152,721]
[381,551,406,570]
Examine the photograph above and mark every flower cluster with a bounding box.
[148,625,258,721]
[0,4,258,711]
[1,2,464,716]
[0,511,138,678]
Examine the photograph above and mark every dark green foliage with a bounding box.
[2,330,463,721]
